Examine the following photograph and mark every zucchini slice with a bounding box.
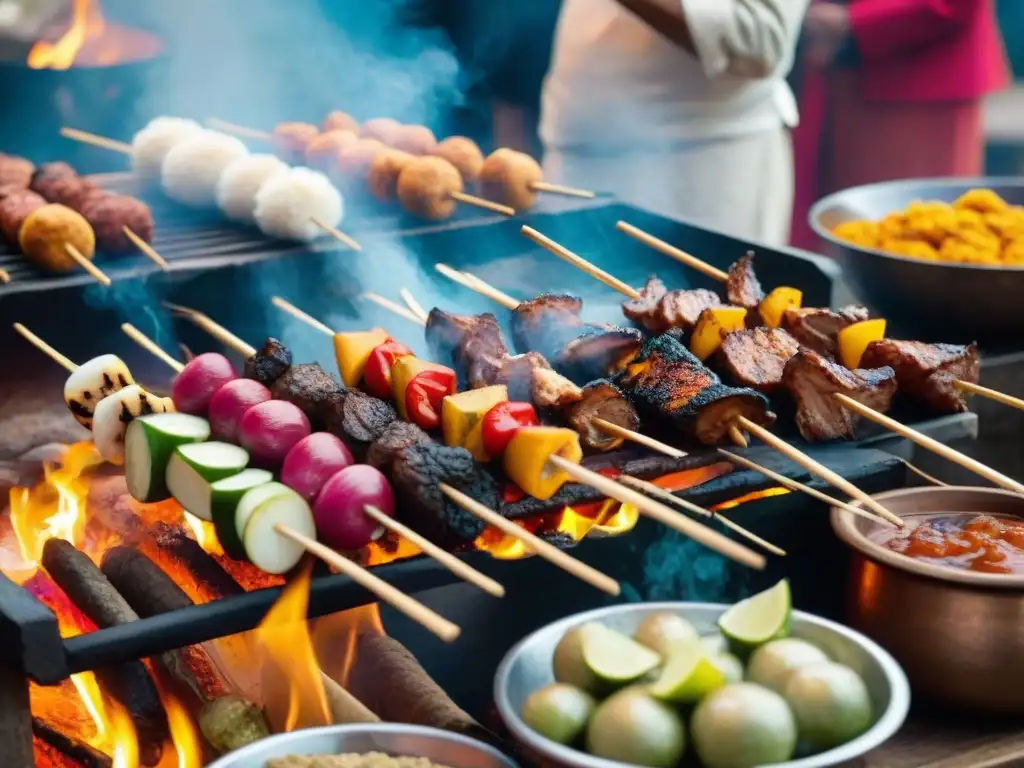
[166,442,249,520]
[125,413,211,502]
[242,490,316,574]
[209,469,274,559]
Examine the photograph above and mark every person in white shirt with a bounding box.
[540,0,810,246]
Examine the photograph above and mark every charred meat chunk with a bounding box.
[532,366,584,409]
[618,334,775,445]
[366,420,430,475]
[425,308,507,368]
[717,327,801,393]
[555,327,644,384]
[244,337,292,387]
[323,390,398,458]
[861,339,979,413]
[487,351,549,402]
[726,252,764,314]
[564,380,640,452]
[391,442,500,549]
[782,349,897,442]
[782,305,869,357]
[510,293,585,359]
[658,289,726,333]
[270,362,342,426]
[622,276,668,332]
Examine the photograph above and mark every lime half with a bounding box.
[718,579,791,657]
[583,624,662,686]
[649,642,725,703]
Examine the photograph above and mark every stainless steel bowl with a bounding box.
[809,177,1024,344]
[206,723,519,768]
[832,486,1024,714]
[494,602,910,768]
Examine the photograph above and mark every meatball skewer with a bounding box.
[480,148,595,211]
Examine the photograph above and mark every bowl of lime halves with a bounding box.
[494,580,910,768]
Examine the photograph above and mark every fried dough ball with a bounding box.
[254,167,343,242]
[367,149,416,204]
[939,237,999,264]
[877,213,907,239]
[480,148,542,210]
[323,110,359,134]
[879,238,938,260]
[391,125,437,155]
[272,122,320,164]
[359,118,402,145]
[1003,238,1024,265]
[431,136,484,184]
[954,188,1008,214]
[984,209,1024,242]
[304,130,358,172]
[832,220,879,248]
[19,203,95,272]
[335,139,386,181]
[397,156,462,221]
[216,154,289,223]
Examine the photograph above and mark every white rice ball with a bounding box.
[130,117,204,178]
[161,130,249,208]
[254,167,344,242]
[216,154,289,223]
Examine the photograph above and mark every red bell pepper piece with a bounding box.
[481,401,539,457]
[364,341,413,398]
[405,369,457,430]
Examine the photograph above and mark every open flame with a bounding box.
[27,0,106,70]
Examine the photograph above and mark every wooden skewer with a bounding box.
[122,227,169,270]
[591,418,687,459]
[531,181,596,199]
[547,455,765,569]
[362,506,505,598]
[310,217,362,252]
[273,523,461,642]
[618,475,785,556]
[180,343,195,362]
[953,380,1024,412]
[434,264,520,310]
[439,484,621,595]
[0,267,10,284]
[898,458,948,488]
[835,394,1024,494]
[718,449,893,526]
[13,323,76,372]
[65,244,111,286]
[60,126,132,155]
[521,225,642,300]
[121,323,184,373]
[272,296,334,337]
[206,118,273,141]
[363,292,426,327]
[450,192,515,217]
[399,289,429,324]
[616,221,729,282]
[736,416,904,526]
[162,301,257,357]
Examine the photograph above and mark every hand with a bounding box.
[803,2,851,69]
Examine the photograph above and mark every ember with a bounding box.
[27,0,162,70]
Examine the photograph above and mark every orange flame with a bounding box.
[64,670,138,767]
[709,487,790,512]
[157,688,202,768]
[312,603,385,687]
[255,562,331,732]
[27,0,106,70]
[183,513,224,557]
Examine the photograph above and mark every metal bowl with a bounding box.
[832,486,1024,715]
[494,602,910,768]
[206,723,519,768]
[809,177,1024,344]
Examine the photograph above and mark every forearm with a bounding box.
[615,0,696,53]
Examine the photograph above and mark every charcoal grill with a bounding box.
[0,197,978,766]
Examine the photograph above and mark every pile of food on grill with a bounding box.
[831,188,1024,265]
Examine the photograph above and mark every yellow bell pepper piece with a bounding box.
[463,420,492,462]
[690,307,747,361]
[333,327,390,387]
[441,385,509,448]
[390,357,456,421]
[838,318,887,370]
[758,287,803,329]
[503,426,583,501]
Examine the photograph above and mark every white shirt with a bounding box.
[540,0,808,150]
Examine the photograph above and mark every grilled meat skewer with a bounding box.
[861,339,980,413]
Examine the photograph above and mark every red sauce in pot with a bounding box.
[875,513,1024,575]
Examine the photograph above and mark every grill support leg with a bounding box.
[0,660,33,768]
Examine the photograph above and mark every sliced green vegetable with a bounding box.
[125,413,211,502]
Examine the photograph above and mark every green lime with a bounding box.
[712,652,744,684]
[585,687,686,768]
[582,624,662,687]
[634,612,699,656]
[747,638,829,695]
[691,683,797,768]
[783,661,873,750]
[718,579,791,657]
[552,624,604,693]
[701,633,727,655]
[521,683,595,745]
[649,642,725,703]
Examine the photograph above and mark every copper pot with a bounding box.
[831,486,1024,714]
